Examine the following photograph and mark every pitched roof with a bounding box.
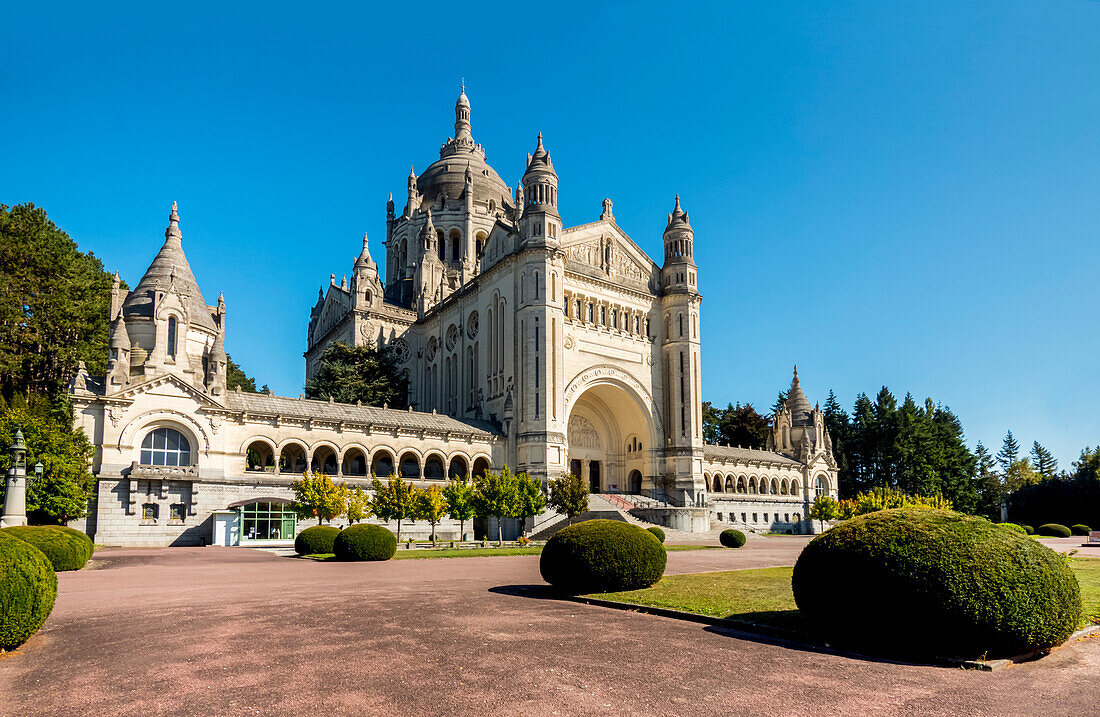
[784,365,813,426]
[704,444,802,467]
[222,391,501,437]
[122,202,217,331]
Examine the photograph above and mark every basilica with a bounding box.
[69,89,838,546]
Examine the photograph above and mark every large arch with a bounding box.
[371,449,396,478]
[423,453,446,480]
[471,456,490,479]
[278,441,308,474]
[564,369,657,495]
[448,455,469,480]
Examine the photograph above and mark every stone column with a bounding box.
[1,428,29,528]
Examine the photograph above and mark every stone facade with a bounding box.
[70,89,839,546]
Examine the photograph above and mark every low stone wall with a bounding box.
[630,507,710,532]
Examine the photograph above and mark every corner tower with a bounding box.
[660,196,705,506]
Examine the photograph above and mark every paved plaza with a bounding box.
[1,536,1097,716]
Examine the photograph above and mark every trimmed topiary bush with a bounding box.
[792,509,1081,658]
[1020,524,1035,535]
[333,524,397,561]
[719,529,746,548]
[1071,524,1092,536]
[646,526,665,543]
[1037,523,1072,538]
[1,526,93,571]
[0,531,57,650]
[294,525,341,556]
[540,519,666,594]
[999,523,1027,534]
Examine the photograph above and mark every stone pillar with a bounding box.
[1,428,29,528]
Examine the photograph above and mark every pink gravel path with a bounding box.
[0,541,1097,716]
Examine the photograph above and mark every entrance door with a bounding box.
[570,459,582,478]
[589,461,601,493]
[628,470,642,494]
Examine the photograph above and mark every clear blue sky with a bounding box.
[3,1,1098,467]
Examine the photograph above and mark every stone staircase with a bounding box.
[529,493,706,543]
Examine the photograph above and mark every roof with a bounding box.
[704,444,802,467]
[784,365,813,426]
[122,202,217,331]
[222,391,502,437]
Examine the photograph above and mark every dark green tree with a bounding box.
[997,431,1020,475]
[304,342,408,407]
[225,354,267,393]
[771,390,789,415]
[0,395,94,524]
[1030,442,1059,480]
[547,472,589,524]
[702,402,769,449]
[0,203,118,400]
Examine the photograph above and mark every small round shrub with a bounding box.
[646,526,665,543]
[999,523,1027,534]
[294,525,341,555]
[1037,523,1072,538]
[1,526,93,571]
[792,509,1081,658]
[719,529,746,548]
[1020,524,1035,535]
[0,531,57,650]
[1071,524,1092,536]
[540,519,666,594]
[333,524,397,561]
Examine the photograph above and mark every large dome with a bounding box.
[415,89,512,210]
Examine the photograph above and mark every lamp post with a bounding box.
[1,428,29,528]
[33,461,44,484]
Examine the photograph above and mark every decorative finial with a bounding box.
[165,200,182,241]
[674,194,682,212]
[461,77,465,93]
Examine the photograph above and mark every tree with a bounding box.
[513,472,546,537]
[442,474,476,540]
[808,495,839,531]
[1002,458,1041,494]
[290,472,347,525]
[1030,442,1059,480]
[0,203,117,401]
[0,394,95,524]
[702,402,769,449]
[547,473,589,524]
[304,342,408,407]
[473,466,519,545]
[414,485,447,543]
[370,475,417,542]
[997,431,1020,475]
[345,485,371,524]
[771,390,789,415]
[225,355,267,393]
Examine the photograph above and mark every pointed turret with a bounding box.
[784,365,813,426]
[521,132,560,237]
[355,232,375,268]
[454,83,472,141]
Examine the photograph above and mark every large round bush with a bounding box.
[1037,523,1072,538]
[792,510,1081,658]
[1021,524,1035,535]
[1071,524,1092,536]
[540,519,666,594]
[294,525,341,555]
[720,529,746,548]
[333,524,397,561]
[0,531,57,650]
[646,526,665,543]
[1,526,93,571]
[999,523,1027,534]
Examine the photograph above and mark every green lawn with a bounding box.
[663,544,719,552]
[587,557,1100,635]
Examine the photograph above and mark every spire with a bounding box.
[665,194,690,231]
[356,232,375,267]
[165,201,182,244]
[784,365,813,425]
[454,84,472,140]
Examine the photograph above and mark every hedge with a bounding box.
[540,519,666,594]
[1037,523,1072,538]
[792,509,1081,658]
[719,529,746,548]
[0,531,57,650]
[646,526,665,543]
[333,524,397,561]
[1071,524,1092,536]
[1,526,93,571]
[999,523,1027,534]
[294,525,341,556]
[1020,524,1035,535]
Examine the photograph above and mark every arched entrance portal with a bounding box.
[566,380,653,495]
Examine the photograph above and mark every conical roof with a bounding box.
[784,365,813,425]
[122,202,217,331]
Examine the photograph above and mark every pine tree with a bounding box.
[997,431,1020,475]
[771,391,788,415]
[1030,442,1058,479]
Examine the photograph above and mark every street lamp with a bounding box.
[33,462,43,484]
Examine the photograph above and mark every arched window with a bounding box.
[167,316,177,359]
[814,476,829,498]
[141,427,191,466]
